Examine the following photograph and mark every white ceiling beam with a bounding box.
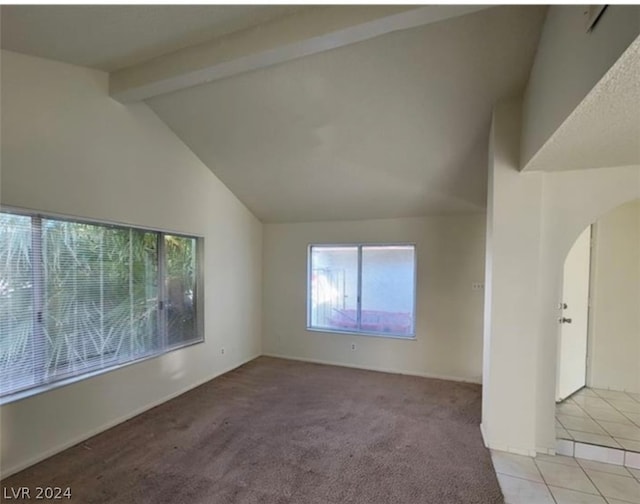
[110,5,490,103]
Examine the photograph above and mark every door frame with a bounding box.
[585,223,598,389]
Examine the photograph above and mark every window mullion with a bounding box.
[99,227,105,367]
[129,228,134,359]
[356,245,363,332]
[31,216,46,385]
[157,233,168,350]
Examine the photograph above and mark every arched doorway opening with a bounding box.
[555,199,640,457]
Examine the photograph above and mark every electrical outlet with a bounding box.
[351,343,356,351]
[221,348,225,355]
[472,283,484,291]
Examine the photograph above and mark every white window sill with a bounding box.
[306,327,416,341]
[0,338,204,406]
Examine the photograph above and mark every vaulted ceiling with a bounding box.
[0,5,307,71]
[1,5,548,222]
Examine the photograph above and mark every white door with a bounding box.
[557,226,591,401]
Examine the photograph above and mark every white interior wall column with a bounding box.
[482,99,544,456]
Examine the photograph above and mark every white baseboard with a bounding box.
[262,353,482,384]
[487,444,538,458]
[1,354,260,478]
[480,423,489,447]
[480,427,552,458]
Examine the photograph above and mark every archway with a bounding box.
[522,166,640,457]
[554,198,640,458]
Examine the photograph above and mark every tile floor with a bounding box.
[491,450,640,504]
[556,387,640,453]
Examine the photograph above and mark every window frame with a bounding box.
[0,205,205,404]
[306,243,417,340]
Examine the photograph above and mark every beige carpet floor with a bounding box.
[2,357,503,503]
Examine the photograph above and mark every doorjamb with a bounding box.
[585,223,597,388]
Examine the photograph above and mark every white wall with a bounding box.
[521,5,639,168]
[482,99,543,455]
[588,199,640,393]
[483,98,640,456]
[0,50,263,476]
[263,215,486,382]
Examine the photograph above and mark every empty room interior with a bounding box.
[1,4,640,504]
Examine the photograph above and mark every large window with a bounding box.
[308,244,416,338]
[0,209,203,399]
